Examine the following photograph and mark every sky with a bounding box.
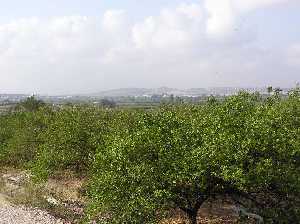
[0,0,299,94]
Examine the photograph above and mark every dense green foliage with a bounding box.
[15,95,46,112]
[31,107,112,179]
[0,91,300,223]
[0,110,46,166]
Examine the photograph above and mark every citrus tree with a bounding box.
[31,106,112,179]
[88,92,300,223]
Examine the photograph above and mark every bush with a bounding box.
[0,91,299,223]
[0,108,49,167]
[88,92,300,223]
[15,96,46,112]
[31,106,112,180]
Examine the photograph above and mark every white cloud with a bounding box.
[204,0,293,37]
[176,3,203,21]
[205,0,235,37]
[0,1,298,94]
[132,4,203,50]
[102,10,127,32]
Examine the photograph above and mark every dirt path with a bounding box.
[0,194,10,206]
[0,193,64,224]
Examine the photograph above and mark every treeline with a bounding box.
[0,90,300,223]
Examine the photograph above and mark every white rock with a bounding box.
[44,196,59,206]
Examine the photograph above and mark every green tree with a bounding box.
[267,86,273,95]
[101,99,117,108]
[16,96,46,112]
[31,107,111,179]
[0,108,50,167]
[88,92,300,223]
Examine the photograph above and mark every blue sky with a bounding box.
[0,0,299,94]
[0,0,186,20]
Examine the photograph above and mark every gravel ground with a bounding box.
[0,205,64,224]
[0,194,64,224]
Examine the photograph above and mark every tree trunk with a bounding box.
[180,201,204,224]
[187,210,198,224]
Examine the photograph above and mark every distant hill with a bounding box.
[91,87,209,97]
[1,87,293,100]
[90,87,277,97]
[91,88,150,97]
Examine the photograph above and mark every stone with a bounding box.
[44,196,60,206]
[196,195,263,224]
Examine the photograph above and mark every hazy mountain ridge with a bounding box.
[91,87,290,97]
[0,87,293,103]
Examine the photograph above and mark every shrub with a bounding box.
[17,96,46,112]
[88,92,300,223]
[0,91,299,223]
[31,106,112,180]
[0,108,50,167]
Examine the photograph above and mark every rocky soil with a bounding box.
[0,169,84,224]
[0,193,64,224]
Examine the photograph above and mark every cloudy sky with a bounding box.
[0,0,299,94]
